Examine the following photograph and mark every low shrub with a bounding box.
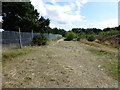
[65,32,77,41]
[86,35,95,41]
[77,37,80,41]
[32,34,48,46]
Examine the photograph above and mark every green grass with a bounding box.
[87,48,119,80]
[102,59,119,80]
[87,48,116,57]
[2,46,37,62]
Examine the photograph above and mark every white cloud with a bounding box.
[45,4,73,24]
[81,0,88,4]
[45,0,119,2]
[30,0,47,16]
[0,16,2,22]
[51,0,56,4]
[77,19,118,29]
[97,19,118,29]
[44,1,86,24]
[50,23,77,31]
[30,0,88,30]
[88,0,119,2]
[30,0,117,30]
[0,29,4,32]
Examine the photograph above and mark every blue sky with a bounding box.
[0,0,118,32]
[81,2,117,22]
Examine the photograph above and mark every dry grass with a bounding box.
[80,39,101,47]
[3,41,118,88]
[80,39,119,81]
[87,48,118,80]
[2,46,38,62]
[94,35,120,49]
[82,38,119,81]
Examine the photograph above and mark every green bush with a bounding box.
[99,30,120,36]
[77,33,86,40]
[86,34,95,41]
[65,32,77,41]
[32,34,48,46]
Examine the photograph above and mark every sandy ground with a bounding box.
[2,40,118,88]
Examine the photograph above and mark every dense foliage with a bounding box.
[51,28,66,37]
[70,26,120,47]
[3,2,39,32]
[98,30,120,36]
[71,26,120,41]
[2,2,51,32]
[32,34,48,46]
[65,32,77,41]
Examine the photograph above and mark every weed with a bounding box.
[25,77,32,80]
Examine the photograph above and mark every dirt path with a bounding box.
[3,40,118,88]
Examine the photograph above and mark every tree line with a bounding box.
[2,2,120,39]
[2,2,66,37]
[71,26,120,40]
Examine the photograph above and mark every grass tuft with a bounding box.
[2,46,37,62]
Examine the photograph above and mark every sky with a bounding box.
[0,16,2,22]
[0,0,118,31]
[30,0,118,31]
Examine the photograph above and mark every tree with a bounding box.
[103,27,111,32]
[2,2,51,33]
[36,16,50,33]
[2,2,40,32]
[2,2,67,35]
[92,28,102,34]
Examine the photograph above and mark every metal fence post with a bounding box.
[19,27,22,48]
[32,29,33,39]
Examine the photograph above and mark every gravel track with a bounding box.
[2,40,118,88]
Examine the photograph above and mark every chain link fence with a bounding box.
[1,31,62,47]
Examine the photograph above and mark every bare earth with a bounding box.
[3,40,118,88]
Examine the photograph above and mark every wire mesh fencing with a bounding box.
[2,31,62,48]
